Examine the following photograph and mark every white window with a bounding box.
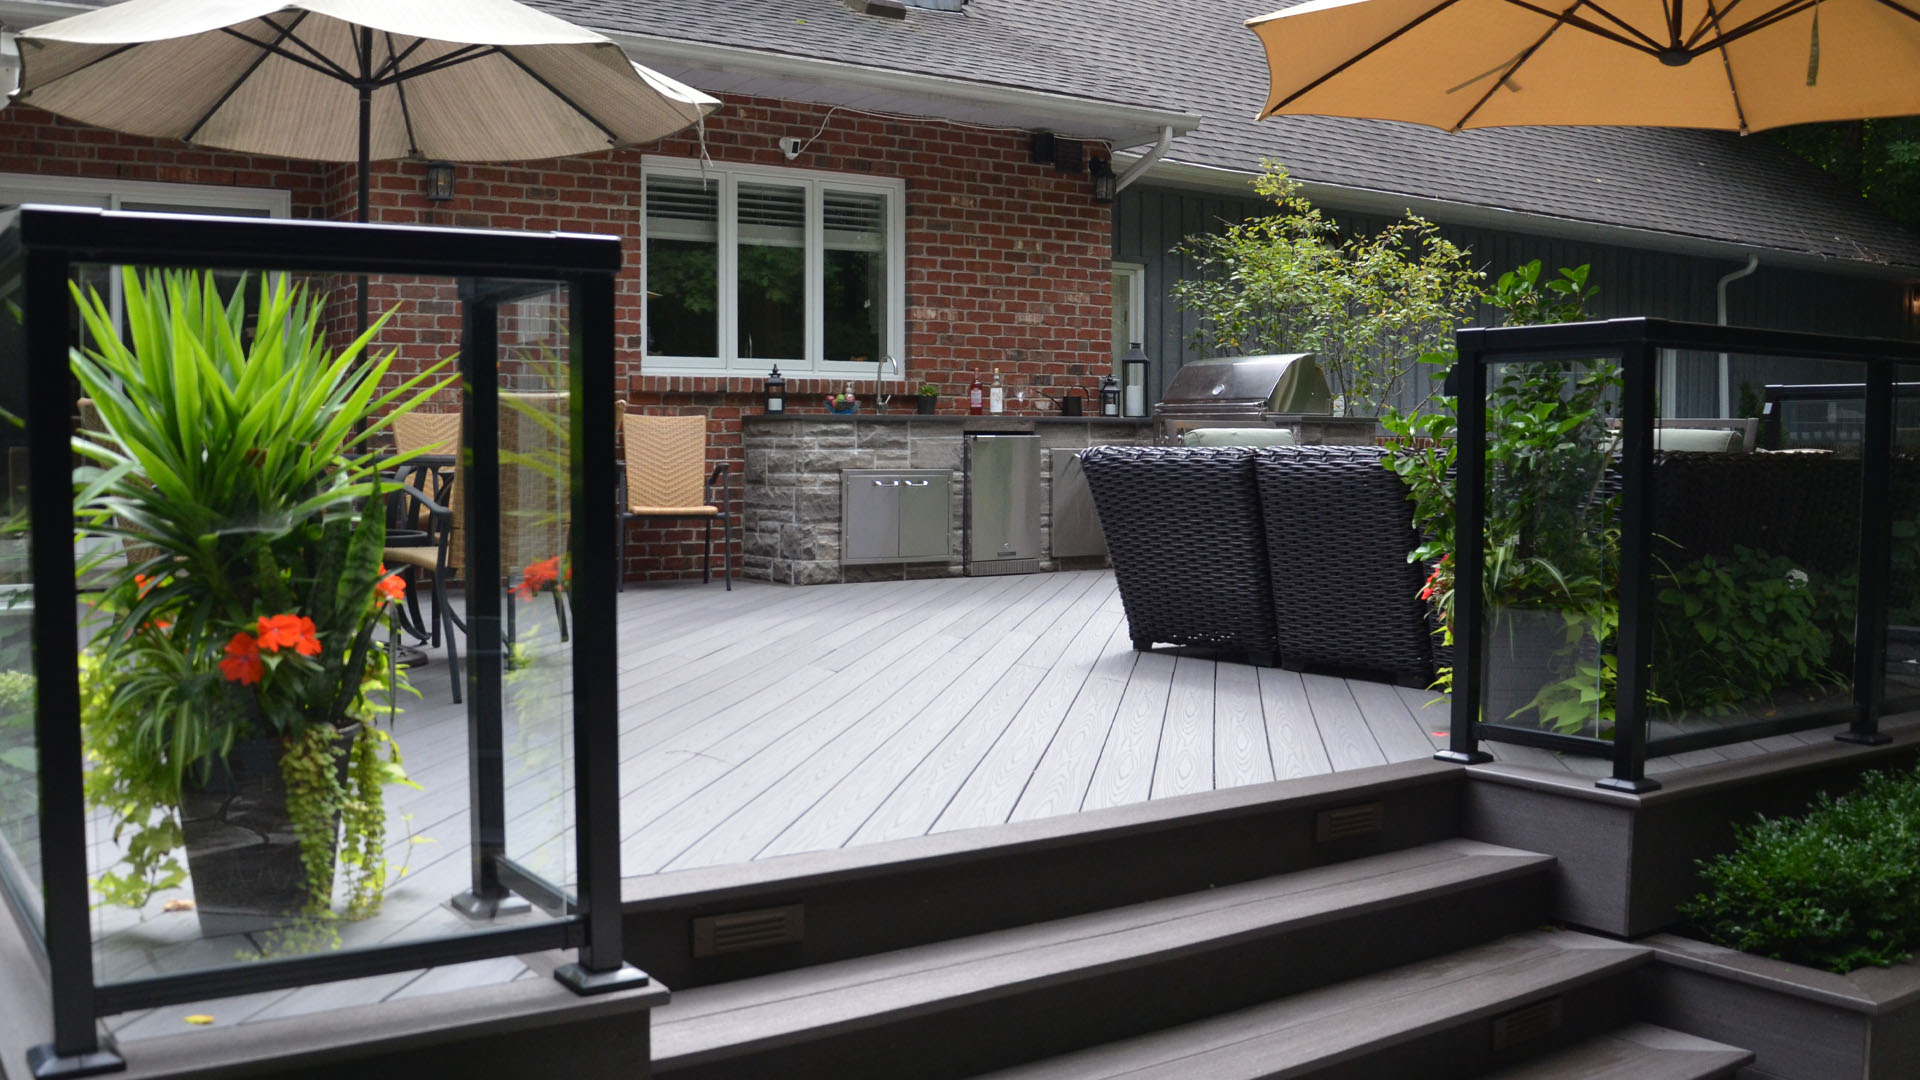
[643,158,905,379]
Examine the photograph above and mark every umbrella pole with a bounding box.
[355,31,371,337]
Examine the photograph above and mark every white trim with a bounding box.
[1112,263,1145,379]
[642,157,906,378]
[0,171,290,218]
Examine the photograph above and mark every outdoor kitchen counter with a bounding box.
[742,414,1155,585]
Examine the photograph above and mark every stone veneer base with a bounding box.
[742,414,1154,585]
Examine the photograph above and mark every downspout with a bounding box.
[1717,254,1760,417]
[1113,125,1173,195]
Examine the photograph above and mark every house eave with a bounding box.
[1121,155,1920,280]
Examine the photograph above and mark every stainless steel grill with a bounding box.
[1152,353,1362,445]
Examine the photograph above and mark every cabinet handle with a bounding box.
[903,479,931,487]
[873,479,900,487]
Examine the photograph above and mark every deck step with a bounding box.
[1479,1023,1752,1079]
[651,839,1554,1079]
[975,930,1649,1080]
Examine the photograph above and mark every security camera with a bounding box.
[777,136,803,160]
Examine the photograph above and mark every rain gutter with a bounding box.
[1114,155,1920,279]
[1717,254,1761,417]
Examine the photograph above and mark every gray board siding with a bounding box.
[1115,183,1917,416]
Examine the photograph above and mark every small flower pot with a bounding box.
[916,396,938,415]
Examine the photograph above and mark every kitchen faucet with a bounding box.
[874,354,898,411]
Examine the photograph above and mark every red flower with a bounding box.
[219,631,263,685]
[374,564,406,604]
[510,556,561,601]
[256,614,322,657]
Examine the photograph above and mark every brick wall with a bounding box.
[0,96,1116,584]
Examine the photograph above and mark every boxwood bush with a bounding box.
[1683,763,1920,974]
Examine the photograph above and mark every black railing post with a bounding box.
[554,272,649,994]
[1438,340,1493,766]
[1841,355,1894,746]
[22,248,123,1077]
[451,292,525,918]
[1601,338,1661,793]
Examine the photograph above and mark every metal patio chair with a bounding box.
[619,413,732,591]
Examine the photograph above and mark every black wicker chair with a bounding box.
[1254,445,1434,686]
[1648,451,1863,574]
[1079,445,1279,664]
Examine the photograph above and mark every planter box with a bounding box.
[1640,933,1920,1080]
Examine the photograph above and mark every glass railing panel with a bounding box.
[0,249,41,938]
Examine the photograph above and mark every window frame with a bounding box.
[642,157,906,380]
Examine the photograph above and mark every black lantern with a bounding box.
[424,161,456,202]
[764,365,786,415]
[1122,342,1151,417]
[1089,157,1116,205]
[1099,374,1121,417]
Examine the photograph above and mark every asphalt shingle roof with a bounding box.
[545,0,1920,270]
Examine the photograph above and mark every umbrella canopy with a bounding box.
[14,0,719,171]
[1248,0,1920,133]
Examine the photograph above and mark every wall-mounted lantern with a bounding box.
[424,161,456,202]
[764,365,786,415]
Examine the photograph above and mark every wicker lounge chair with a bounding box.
[1079,445,1278,664]
[1253,445,1433,686]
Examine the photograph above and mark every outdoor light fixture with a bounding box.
[424,161,456,202]
[1122,342,1151,417]
[1089,157,1116,204]
[1099,374,1121,417]
[764,364,786,414]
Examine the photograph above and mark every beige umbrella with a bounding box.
[14,0,718,210]
[1248,0,1920,133]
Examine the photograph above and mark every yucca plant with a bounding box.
[72,268,452,922]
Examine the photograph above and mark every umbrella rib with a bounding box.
[1265,0,1469,114]
[372,35,431,84]
[188,13,312,146]
[492,49,622,144]
[15,39,146,89]
[1545,0,1666,49]
[1452,3,1580,130]
[1869,0,1920,24]
[385,33,422,157]
[1501,0,1665,53]
[1703,0,1753,132]
[376,46,503,87]
[223,18,356,84]
[1686,0,1819,51]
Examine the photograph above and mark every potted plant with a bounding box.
[916,382,940,415]
[1384,262,1616,734]
[72,268,450,937]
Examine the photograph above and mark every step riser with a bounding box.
[1322,972,1637,1080]
[627,765,1464,991]
[656,867,1551,1080]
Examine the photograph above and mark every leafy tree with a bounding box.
[1171,163,1483,416]
[1772,118,1920,229]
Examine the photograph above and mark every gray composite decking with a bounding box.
[81,568,1881,1035]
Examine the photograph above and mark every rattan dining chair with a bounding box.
[619,413,732,590]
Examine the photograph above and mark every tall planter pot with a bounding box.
[1482,605,1604,736]
[179,726,354,936]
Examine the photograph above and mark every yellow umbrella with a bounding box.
[1248,0,1920,133]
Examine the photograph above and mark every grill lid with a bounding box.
[1156,354,1331,414]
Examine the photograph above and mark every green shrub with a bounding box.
[1684,764,1920,973]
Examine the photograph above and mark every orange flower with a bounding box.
[374,565,406,604]
[219,632,263,685]
[510,556,561,601]
[256,614,322,657]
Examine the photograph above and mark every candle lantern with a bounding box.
[764,365,786,415]
[1122,342,1151,418]
[1099,374,1121,417]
